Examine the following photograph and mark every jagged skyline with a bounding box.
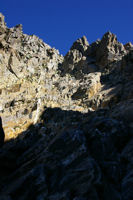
[1,0,133,55]
[0,12,133,199]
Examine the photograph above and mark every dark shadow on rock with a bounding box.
[0,107,132,200]
[0,116,5,147]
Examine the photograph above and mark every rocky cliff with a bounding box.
[0,13,133,199]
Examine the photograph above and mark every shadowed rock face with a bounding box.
[0,116,5,146]
[0,13,133,200]
[0,108,132,200]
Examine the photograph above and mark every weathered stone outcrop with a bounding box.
[0,13,64,139]
[0,13,132,140]
[96,32,126,67]
[0,13,133,200]
[0,107,132,200]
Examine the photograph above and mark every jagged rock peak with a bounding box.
[0,13,6,28]
[124,42,133,51]
[1,14,133,200]
[96,31,126,67]
[70,35,89,53]
[77,35,89,46]
[101,31,117,42]
[14,24,23,32]
[100,31,125,53]
[0,12,133,141]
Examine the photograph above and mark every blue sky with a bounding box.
[1,0,133,55]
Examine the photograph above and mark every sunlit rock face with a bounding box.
[0,13,64,139]
[95,32,126,67]
[0,13,133,200]
[0,13,133,140]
